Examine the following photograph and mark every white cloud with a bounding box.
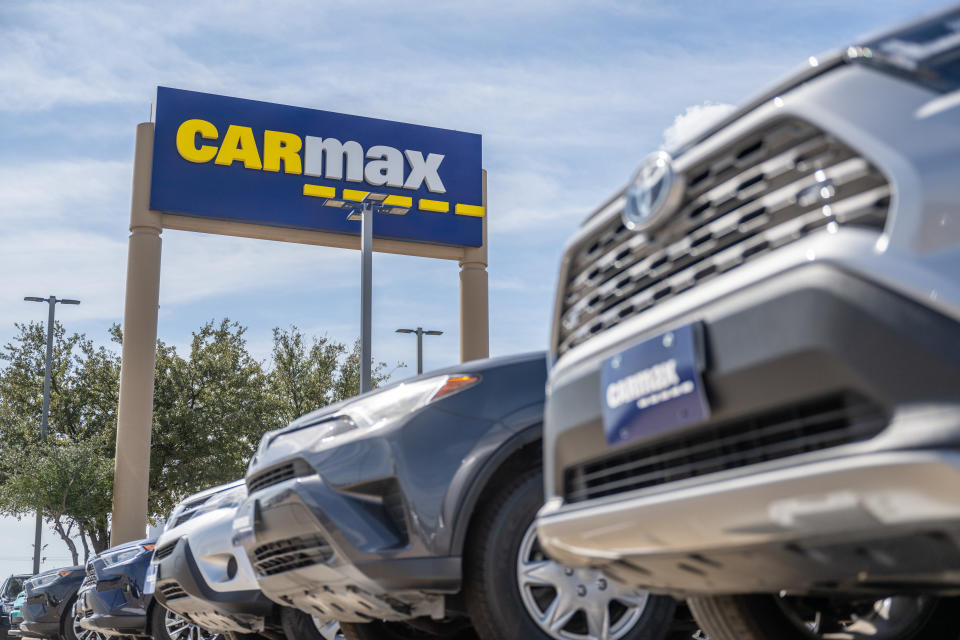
[661,102,737,150]
[0,160,130,225]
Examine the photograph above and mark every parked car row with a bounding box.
[10,6,960,640]
[6,353,697,640]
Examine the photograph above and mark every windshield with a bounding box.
[2,578,24,600]
[857,8,960,92]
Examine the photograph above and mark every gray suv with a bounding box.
[537,7,960,640]
[235,353,681,640]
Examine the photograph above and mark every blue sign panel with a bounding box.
[150,87,483,247]
[601,323,710,446]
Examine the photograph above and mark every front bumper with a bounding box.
[152,537,272,633]
[16,621,56,639]
[235,474,457,623]
[19,596,60,639]
[539,264,960,595]
[75,579,147,635]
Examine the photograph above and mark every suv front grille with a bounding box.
[155,542,176,560]
[564,393,887,503]
[252,534,333,577]
[556,118,890,355]
[158,582,187,600]
[247,459,312,494]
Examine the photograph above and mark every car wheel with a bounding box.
[151,603,227,640]
[64,597,114,640]
[689,593,960,639]
[339,618,477,640]
[466,471,676,640]
[279,606,343,640]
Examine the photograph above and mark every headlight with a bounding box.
[101,543,154,567]
[192,483,247,518]
[340,374,480,434]
[26,572,61,590]
[261,374,480,456]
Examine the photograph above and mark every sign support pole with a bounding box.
[459,170,489,363]
[360,202,373,392]
[111,123,163,546]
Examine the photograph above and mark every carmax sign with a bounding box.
[150,87,484,247]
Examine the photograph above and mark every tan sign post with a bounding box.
[111,120,488,545]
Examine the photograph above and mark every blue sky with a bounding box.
[0,0,946,571]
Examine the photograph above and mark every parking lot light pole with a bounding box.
[395,327,443,375]
[23,295,80,573]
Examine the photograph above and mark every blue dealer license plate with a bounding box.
[601,323,710,446]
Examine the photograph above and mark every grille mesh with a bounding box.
[556,118,890,355]
[158,582,187,600]
[564,393,887,503]
[155,542,176,560]
[252,534,333,577]
[247,459,311,494]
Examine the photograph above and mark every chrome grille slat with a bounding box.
[252,534,333,577]
[556,118,890,356]
[247,458,312,494]
[564,394,888,503]
[158,582,187,600]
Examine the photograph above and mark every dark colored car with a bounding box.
[236,353,680,640]
[74,539,156,640]
[20,567,84,639]
[0,576,31,639]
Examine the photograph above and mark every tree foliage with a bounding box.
[0,320,397,563]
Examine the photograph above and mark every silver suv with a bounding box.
[537,7,960,640]
[151,481,341,640]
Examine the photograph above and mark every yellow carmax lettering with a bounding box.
[215,125,262,170]
[176,119,219,164]
[342,189,369,202]
[419,199,449,213]
[383,195,413,207]
[455,203,485,217]
[263,130,303,174]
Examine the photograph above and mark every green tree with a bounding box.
[148,319,274,518]
[268,326,346,424]
[0,318,402,561]
[0,322,119,560]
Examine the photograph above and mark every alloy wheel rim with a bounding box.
[164,609,224,640]
[516,522,649,640]
[311,615,344,640]
[73,605,110,640]
[777,594,937,639]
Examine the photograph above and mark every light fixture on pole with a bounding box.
[23,295,80,573]
[395,327,443,375]
[321,191,409,393]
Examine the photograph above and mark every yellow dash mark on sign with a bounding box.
[419,199,449,213]
[455,204,485,217]
[383,195,413,207]
[303,184,336,199]
[342,189,369,202]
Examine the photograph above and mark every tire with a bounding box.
[280,606,342,640]
[688,593,960,640]
[62,596,114,640]
[339,619,476,640]
[465,471,677,640]
[150,602,227,640]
